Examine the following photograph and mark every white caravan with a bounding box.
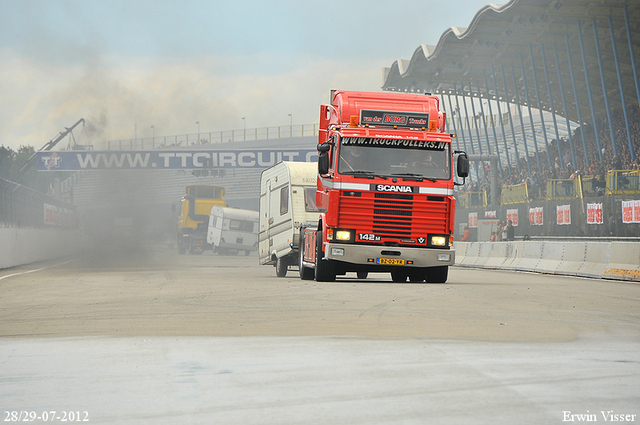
[207,206,259,255]
[259,161,320,277]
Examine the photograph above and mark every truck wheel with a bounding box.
[391,270,407,283]
[426,266,448,283]
[356,271,368,279]
[178,245,186,255]
[275,257,288,277]
[315,230,335,282]
[299,237,314,280]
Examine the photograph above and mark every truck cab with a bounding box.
[300,90,468,283]
[177,184,226,254]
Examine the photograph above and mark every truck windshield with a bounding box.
[338,137,450,180]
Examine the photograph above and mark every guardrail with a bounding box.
[454,240,640,282]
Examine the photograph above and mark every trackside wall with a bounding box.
[454,241,640,282]
[0,228,86,269]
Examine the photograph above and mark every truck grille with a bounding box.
[373,193,413,236]
[338,191,449,241]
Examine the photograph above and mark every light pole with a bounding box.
[242,117,246,140]
[195,121,200,145]
[288,113,292,137]
[151,125,155,148]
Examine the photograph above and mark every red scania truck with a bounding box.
[298,90,468,283]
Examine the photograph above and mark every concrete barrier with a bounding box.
[481,242,510,268]
[603,242,640,281]
[535,242,566,274]
[454,241,639,282]
[555,242,587,276]
[0,228,86,269]
[578,242,612,279]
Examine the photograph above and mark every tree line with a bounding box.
[0,145,57,193]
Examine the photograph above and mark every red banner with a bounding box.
[469,212,478,228]
[529,207,543,226]
[557,205,571,225]
[587,203,603,224]
[622,200,640,224]
[506,209,518,226]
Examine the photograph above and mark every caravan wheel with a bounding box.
[275,257,288,277]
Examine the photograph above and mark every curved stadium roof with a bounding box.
[382,0,640,127]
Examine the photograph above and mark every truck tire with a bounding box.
[299,236,314,280]
[275,257,288,277]
[315,230,335,282]
[426,266,448,283]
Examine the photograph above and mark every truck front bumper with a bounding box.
[324,243,455,268]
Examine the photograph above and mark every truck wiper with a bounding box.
[390,173,434,182]
[342,171,376,179]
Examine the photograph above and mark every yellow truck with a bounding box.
[177,184,226,254]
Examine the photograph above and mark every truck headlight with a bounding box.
[335,230,352,241]
[430,235,447,246]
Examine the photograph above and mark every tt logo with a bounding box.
[41,153,61,169]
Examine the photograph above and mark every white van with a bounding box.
[207,206,259,255]
[259,161,320,277]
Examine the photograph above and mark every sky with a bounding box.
[0,0,492,151]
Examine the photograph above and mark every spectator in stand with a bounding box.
[613,156,622,170]
[506,220,514,241]
[457,106,639,200]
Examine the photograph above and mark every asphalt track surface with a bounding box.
[1,245,639,424]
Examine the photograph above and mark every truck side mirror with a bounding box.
[317,142,332,175]
[318,151,330,175]
[317,142,331,152]
[457,153,469,178]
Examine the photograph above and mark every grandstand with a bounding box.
[383,0,639,181]
[381,0,639,239]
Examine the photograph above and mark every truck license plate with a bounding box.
[377,258,405,265]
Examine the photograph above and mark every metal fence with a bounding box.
[106,124,319,151]
[0,177,76,229]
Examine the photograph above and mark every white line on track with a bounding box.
[0,259,76,282]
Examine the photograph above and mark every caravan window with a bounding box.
[280,187,288,215]
[304,187,320,212]
[229,219,254,232]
